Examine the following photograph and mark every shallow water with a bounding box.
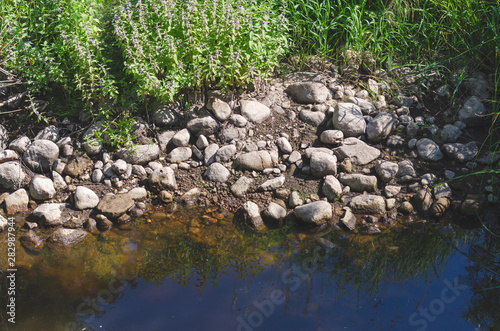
[0,207,497,331]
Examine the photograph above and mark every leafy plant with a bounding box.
[113,0,289,102]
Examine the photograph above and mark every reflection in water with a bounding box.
[0,207,490,330]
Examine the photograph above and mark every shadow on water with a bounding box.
[0,206,498,330]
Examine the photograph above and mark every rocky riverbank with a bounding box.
[1,65,499,251]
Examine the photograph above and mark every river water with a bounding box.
[1,206,498,331]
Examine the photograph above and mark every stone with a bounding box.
[386,198,396,210]
[168,147,192,163]
[92,169,104,183]
[276,137,293,154]
[433,183,452,199]
[180,188,202,204]
[20,230,44,252]
[263,202,287,225]
[440,124,462,142]
[187,116,219,136]
[0,150,17,163]
[152,106,179,126]
[340,207,356,230]
[310,152,337,178]
[0,161,28,191]
[366,112,397,142]
[32,203,66,226]
[347,97,376,115]
[172,128,191,147]
[215,145,237,163]
[294,201,332,226]
[204,163,230,182]
[349,195,386,214]
[196,135,209,149]
[396,160,417,181]
[240,100,271,124]
[305,147,333,159]
[207,98,232,122]
[74,186,99,210]
[230,114,248,127]
[320,130,344,145]
[288,151,302,164]
[416,138,443,161]
[458,96,488,126]
[460,194,485,216]
[64,154,92,177]
[34,125,59,142]
[429,197,450,218]
[0,124,7,151]
[259,176,285,191]
[288,191,303,208]
[29,176,56,200]
[218,125,247,143]
[111,159,128,175]
[148,167,177,191]
[399,201,414,215]
[332,137,380,165]
[285,82,330,104]
[339,174,377,192]
[234,151,273,171]
[384,185,401,198]
[128,187,148,201]
[49,228,87,246]
[322,175,342,201]
[116,144,160,165]
[443,142,478,162]
[204,143,219,165]
[299,110,326,127]
[332,103,366,137]
[159,191,173,203]
[375,160,399,182]
[4,188,29,214]
[8,136,31,154]
[23,139,59,172]
[96,194,135,219]
[413,189,433,213]
[242,201,264,229]
[157,130,176,152]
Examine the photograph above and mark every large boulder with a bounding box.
[0,161,29,191]
[285,82,330,104]
[332,137,380,165]
[322,175,342,201]
[32,203,67,226]
[416,138,443,161]
[332,103,366,137]
[74,186,100,210]
[148,167,177,191]
[310,152,337,178]
[23,139,59,172]
[366,112,396,142]
[4,188,29,214]
[204,163,230,183]
[187,116,219,136]
[29,176,56,200]
[339,174,377,192]
[116,144,160,165]
[349,195,386,214]
[96,194,135,219]
[240,100,271,124]
[458,96,488,126]
[443,142,478,162]
[48,228,87,246]
[234,151,273,171]
[294,201,332,226]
